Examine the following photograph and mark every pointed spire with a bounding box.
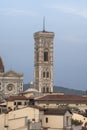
[43,16,45,32]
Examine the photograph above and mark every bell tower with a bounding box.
[34,27,54,93]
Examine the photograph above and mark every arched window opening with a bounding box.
[46,87,49,93]
[43,87,45,93]
[47,72,49,78]
[44,52,48,61]
[43,72,45,78]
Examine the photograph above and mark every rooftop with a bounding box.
[6,95,27,101]
[44,108,72,115]
[35,94,87,102]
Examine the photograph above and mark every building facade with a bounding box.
[0,106,41,130]
[35,94,87,111]
[34,31,54,93]
[0,57,23,98]
[42,109,72,130]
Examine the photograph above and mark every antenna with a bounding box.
[43,16,45,32]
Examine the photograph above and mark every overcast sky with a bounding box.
[0,0,87,90]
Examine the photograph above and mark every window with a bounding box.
[46,87,49,93]
[46,117,48,123]
[47,72,49,78]
[24,102,27,105]
[43,72,45,78]
[17,102,22,105]
[14,102,16,105]
[32,118,35,121]
[43,72,49,78]
[44,52,48,61]
[43,87,45,93]
[66,116,69,126]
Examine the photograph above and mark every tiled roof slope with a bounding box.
[35,94,87,102]
[44,108,72,115]
[6,95,28,101]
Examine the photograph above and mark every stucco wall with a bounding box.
[0,106,40,130]
[72,113,87,126]
[36,101,87,111]
[9,117,27,130]
[0,114,5,130]
[42,115,63,129]
[8,107,39,122]
[42,111,72,129]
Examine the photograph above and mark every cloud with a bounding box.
[0,8,37,16]
[46,4,87,19]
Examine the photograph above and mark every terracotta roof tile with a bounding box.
[44,108,72,115]
[35,94,87,102]
[6,95,28,101]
